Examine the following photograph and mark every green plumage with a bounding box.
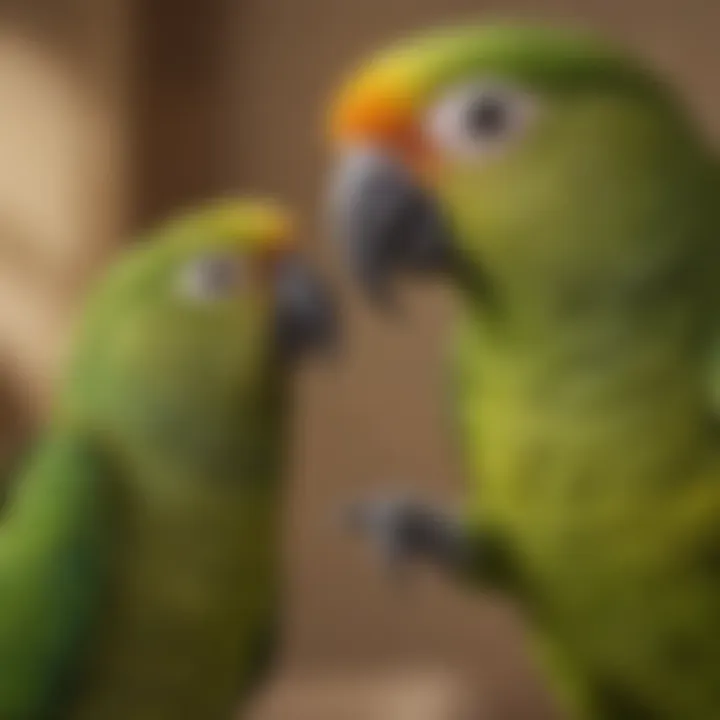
[335,24,720,719]
[0,200,298,719]
[441,33,720,719]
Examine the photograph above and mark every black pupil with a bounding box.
[466,95,507,137]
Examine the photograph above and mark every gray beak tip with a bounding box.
[326,148,451,302]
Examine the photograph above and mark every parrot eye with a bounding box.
[425,81,538,160]
[177,254,246,301]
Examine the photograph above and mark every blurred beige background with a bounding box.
[0,1,718,718]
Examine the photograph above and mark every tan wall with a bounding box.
[0,0,130,412]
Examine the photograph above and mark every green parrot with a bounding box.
[0,198,335,720]
[326,23,720,720]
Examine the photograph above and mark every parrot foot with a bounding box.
[343,494,465,581]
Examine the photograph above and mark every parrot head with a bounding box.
[64,198,335,476]
[327,24,713,306]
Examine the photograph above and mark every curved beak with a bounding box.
[327,147,452,302]
[274,255,337,360]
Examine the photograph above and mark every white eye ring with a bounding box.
[177,254,246,301]
[424,81,538,161]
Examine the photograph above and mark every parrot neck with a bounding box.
[455,235,719,372]
[59,352,290,490]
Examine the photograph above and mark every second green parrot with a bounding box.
[0,198,335,719]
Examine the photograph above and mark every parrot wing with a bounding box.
[0,431,115,719]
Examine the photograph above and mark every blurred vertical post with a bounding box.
[132,0,235,228]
